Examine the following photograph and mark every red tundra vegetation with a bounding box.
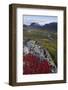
[23,53,51,74]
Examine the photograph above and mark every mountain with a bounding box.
[42,22,57,32]
[23,22,57,32]
[29,23,41,29]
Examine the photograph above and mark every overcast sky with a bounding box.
[23,15,57,25]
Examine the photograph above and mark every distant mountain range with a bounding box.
[23,22,57,32]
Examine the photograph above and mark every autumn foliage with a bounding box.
[23,53,51,74]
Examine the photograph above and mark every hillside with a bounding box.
[23,22,57,74]
[23,22,57,32]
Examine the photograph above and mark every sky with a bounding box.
[23,15,57,25]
